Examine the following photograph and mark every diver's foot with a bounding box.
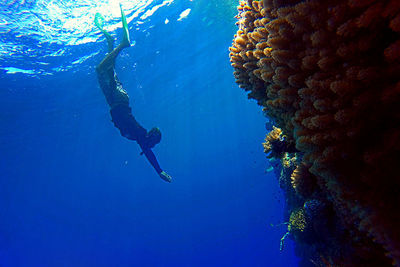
[120,36,130,49]
[120,4,131,48]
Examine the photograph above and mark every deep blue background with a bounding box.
[0,0,298,266]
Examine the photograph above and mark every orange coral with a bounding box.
[290,162,315,199]
[262,126,282,156]
[230,0,400,266]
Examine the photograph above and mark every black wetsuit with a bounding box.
[96,68,163,175]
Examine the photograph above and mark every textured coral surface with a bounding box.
[230,0,400,266]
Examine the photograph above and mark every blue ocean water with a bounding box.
[0,0,298,266]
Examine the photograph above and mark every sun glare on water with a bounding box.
[0,0,176,74]
[0,0,173,51]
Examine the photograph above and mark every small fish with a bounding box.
[265,166,274,172]
[178,8,191,21]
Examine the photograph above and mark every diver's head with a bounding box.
[145,127,161,148]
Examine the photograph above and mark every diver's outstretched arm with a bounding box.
[139,144,172,182]
[142,147,162,174]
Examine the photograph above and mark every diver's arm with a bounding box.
[139,144,172,182]
[141,146,162,174]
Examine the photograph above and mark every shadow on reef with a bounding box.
[230,0,400,266]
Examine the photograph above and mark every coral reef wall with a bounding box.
[230,0,400,266]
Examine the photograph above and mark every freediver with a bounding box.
[95,5,172,183]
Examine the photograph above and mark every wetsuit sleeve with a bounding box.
[139,144,163,174]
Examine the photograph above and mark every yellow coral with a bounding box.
[288,208,307,233]
[282,152,296,169]
[280,207,308,252]
[262,126,282,154]
[290,165,300,190]
[281,153,291,168]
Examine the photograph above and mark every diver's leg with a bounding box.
[105,34,115,53]
[96,43,127,74]
[96,5,130,74]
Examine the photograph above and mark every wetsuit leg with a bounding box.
[96,42,128,74]
[96,41,128,107]
[96,5,130,74]
[105,34,115,53]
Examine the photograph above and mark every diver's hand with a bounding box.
[159,171,172,183]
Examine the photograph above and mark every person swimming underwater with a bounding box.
[95,5,172,183]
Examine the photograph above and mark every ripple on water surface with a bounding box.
[0,0,174,76]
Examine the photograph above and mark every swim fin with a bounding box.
[94,12,115,51]
[94,12,105,31]
[119,4,131,47]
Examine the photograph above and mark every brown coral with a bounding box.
[230,0,400,266]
